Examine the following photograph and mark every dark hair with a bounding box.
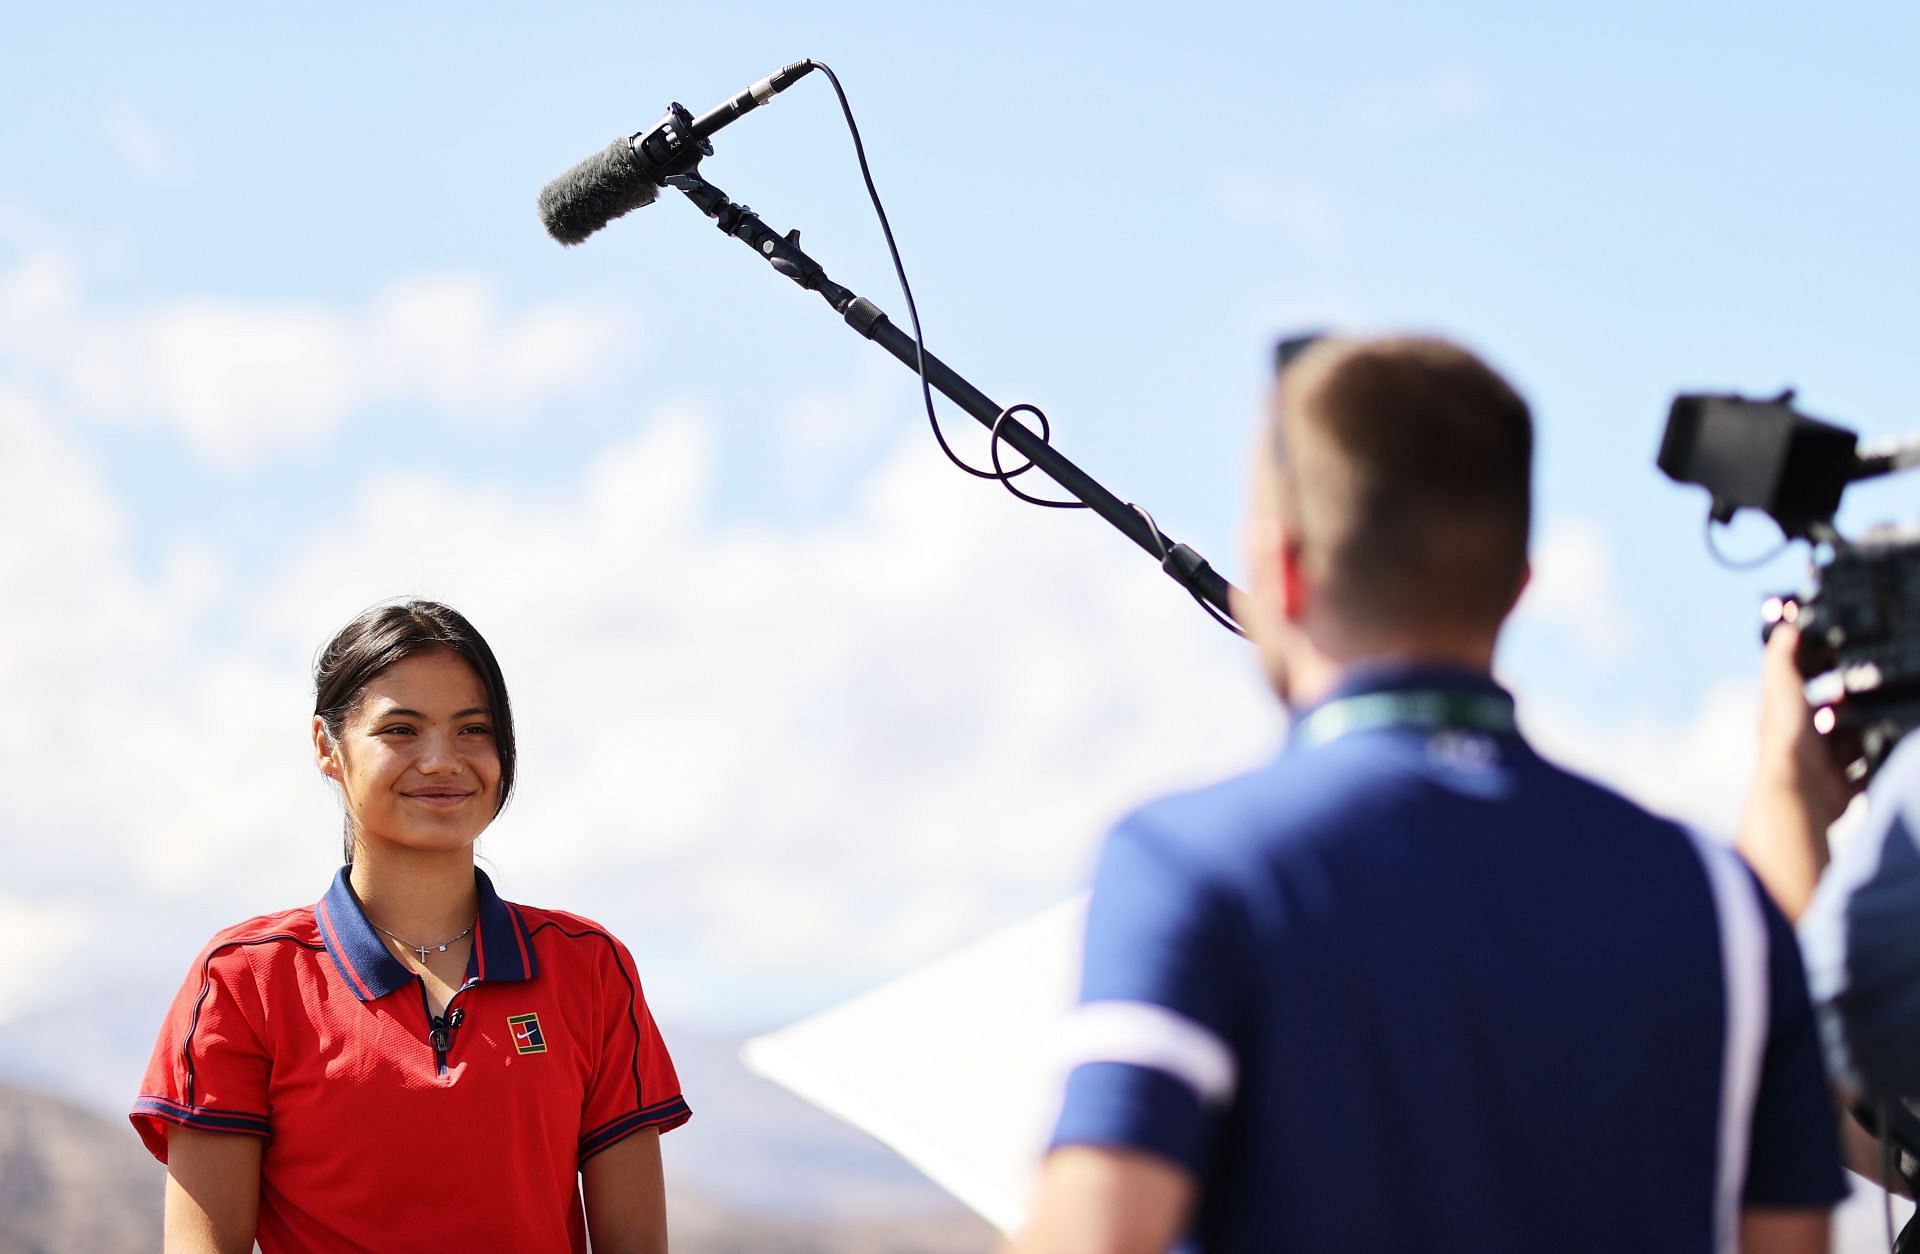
[313,600,517,862]
[1272,335,1532,633]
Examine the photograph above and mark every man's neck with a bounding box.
[1284,639,1499,712]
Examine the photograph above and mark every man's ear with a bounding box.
[313,716,342,782]
[1278,527,1312,626]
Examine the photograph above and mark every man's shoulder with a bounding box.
[1118,735,1692,871]
[1520,741,1702,850]
[1115,747,1390,868]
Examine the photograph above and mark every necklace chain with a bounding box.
[372,920,475,964]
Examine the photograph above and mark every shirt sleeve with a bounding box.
[1799,734,1920,1100]
[129,940,273,1162]
[577,932,689,1165]
[1049,815,1247,1176]
[1744,879,1850,1208]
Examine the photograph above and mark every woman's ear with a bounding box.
[313,716,342,782]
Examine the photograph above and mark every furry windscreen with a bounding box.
[537,138,659,245]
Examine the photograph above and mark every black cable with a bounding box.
[1132,503,1172,561]
[809,61,1084,503]
[991,404,1086,508]
[808,61,1245,639]
[1197,597,1250,639]
[1705,513,1791,570]
[1131,504,1250,639]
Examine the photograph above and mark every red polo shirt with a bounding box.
[131,868,689,1252]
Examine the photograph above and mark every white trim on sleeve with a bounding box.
[1056,1000,1238,1107]
[1686,830,1771,1254]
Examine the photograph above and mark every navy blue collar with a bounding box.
[1287,661,1517,754]
[316,866,539,1002]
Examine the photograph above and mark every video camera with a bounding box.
[1660,391,1920,778]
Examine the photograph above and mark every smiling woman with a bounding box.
[128,601,687,1254]
[311,601,520,867]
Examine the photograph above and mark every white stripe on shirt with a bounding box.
[1687,829,1771,1254]
[1057,1000,1238,1107]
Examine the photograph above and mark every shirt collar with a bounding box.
[1286,660,1516,753]
[316,866,540,1002]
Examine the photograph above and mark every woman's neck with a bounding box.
[347,843,480,942]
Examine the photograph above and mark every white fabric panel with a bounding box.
[1688,830,1772,1254]
[742,896,1089,1234]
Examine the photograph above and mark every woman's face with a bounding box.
[312,649,502,860]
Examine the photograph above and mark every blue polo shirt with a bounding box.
[1051,665,1845,1253]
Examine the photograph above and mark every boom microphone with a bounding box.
[684,59,817,143]
[537,139,659,246]
[537,60,817,246]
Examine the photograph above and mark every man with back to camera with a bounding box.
[1010,335,1848,1254]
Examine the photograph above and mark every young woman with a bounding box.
[131,601,687,1253]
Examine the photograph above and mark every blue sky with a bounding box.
[4,2,1918,1059]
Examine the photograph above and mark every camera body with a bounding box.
[1660,392,1920,776]
[1778,525,1920,773]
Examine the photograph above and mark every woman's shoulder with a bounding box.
[161,904,325,1005]
[509,901,622,944]
[506,901,644,972]
[191,903,325,962]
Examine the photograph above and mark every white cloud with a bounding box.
[1516,516,1636,663]
[0,900,98,1011]
[0,207,137,273]
[144,300,362,459]
[0,386,328,906]
[1510,516,1758,833]
[1339,69,1493,139]
[1527,679,1761,838]
[101,103,175,178]
[777,357,906,469]
[365,276,635,421]
[0,248,638,468]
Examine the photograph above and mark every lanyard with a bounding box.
[1291,690,1518,752]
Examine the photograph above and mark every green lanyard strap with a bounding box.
[1292,690,1517,752]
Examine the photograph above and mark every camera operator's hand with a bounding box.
[1737,623,1859,922]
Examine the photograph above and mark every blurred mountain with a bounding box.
[0,1083,161,1254]
[0,978,169,1119]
